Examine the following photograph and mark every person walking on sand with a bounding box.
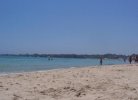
[129,56,132,64]
[100,57,103,65]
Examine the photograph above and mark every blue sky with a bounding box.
[0,0,138,54]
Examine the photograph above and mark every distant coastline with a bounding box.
[0,53,130,59]
[0,54,128,73]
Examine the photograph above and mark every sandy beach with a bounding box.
[0,64,138,100]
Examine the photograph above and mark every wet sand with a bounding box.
[0,64,138,100]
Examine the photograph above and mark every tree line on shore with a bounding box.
[0,53,133,59]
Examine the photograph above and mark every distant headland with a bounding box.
[0,53,136,59]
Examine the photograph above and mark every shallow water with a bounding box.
[0,56,128,73]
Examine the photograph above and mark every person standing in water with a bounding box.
[100,57,103,65]
[123,57,126,63]
[135,55,138,63]
[129,56,132,64]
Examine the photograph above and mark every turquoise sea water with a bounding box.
[0,56,127,73]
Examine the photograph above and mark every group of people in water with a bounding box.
[128,55,138,64]
[99,55,138,65]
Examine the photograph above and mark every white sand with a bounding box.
[0,64,138,100]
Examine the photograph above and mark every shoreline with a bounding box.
[0,63,128,76]
[0,65,96,76]
[0,64,138,100]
